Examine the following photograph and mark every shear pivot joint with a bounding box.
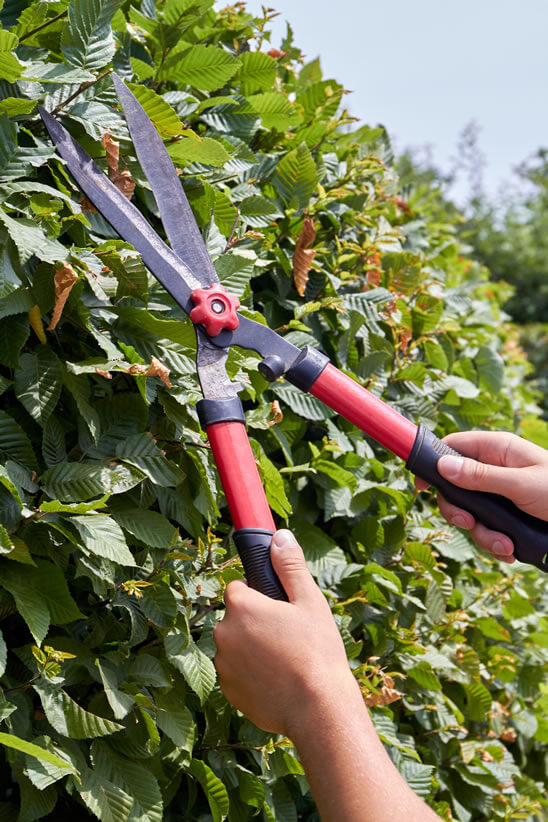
[190,284,240,336]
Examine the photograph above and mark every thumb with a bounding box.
[437,453,522,499]
[270,530,318,604]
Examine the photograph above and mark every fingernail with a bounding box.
[439,455,464,479]
[492,540,510,556]
[452,515,469,529]
[272,529,295,548]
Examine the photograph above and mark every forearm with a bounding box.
[290,674,440,822]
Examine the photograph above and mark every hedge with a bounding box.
[0,1,546,820]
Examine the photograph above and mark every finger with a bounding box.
[442,431,546,468]
[270,530,320,605]
[468,521,515,563]
[437,494,476,530]
[437,453,526,499]
[414,477,430,491]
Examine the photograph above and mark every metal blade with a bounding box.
[39,106,201,314]
[112,74,218,287]
[195,328,241,399]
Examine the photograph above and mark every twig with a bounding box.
[19,9,67,42]
[223,209,241,253]
[53,69,113,115]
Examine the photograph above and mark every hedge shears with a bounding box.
[39,76,548,594]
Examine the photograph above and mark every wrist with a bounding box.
[286,666,366,743]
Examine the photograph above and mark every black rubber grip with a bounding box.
[406,425,548,572]
[233,528,288,600]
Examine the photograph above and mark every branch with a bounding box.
[19,9,67,42]
[53,68,113,115]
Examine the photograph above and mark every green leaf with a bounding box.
[239,195,283,228]
[0,732,77,775]
[34,680,123,739]
[40,494,110,514]
[258,451,291,518]
[425,580,446,623]
[292,521,345,574]
[465,682,492,721]
[21,61,95,84]
[34,559,84,624]
[274,143,318,210]
[167,135,231,168]
[474,616,510,642]
[95,660,134,720]
[0,210,66,263]
[113,509,176,547]
[474,345,504,395]
[126,83,184,138]
[0,32,22,83]
[155,691,195,751]
[520,415,548,449]
[41,463,111,502]
[0,630,6,677]
[215,250,256,296]
[188,758,229,822]
[0,562,50,645]
[115,433,184,487]
[0,313,29,368]
[272,383,335,421]
[0,98,36,117]
[0,410,37,468]
[160,44,240,91]
[247,92,293,131]
[78,768,134,822]
[14,347,63,426]
[71,515,136,565]
[91,741,163,822]
[239,51,277,95]
[166,639,215,704]
[42,415,67,467]
[407,661,442,691]
[139,582,177,628]
[61,0,117,70]
[0,525,13,554]
[114,306,195,348]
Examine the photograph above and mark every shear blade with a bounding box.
[112,74,218,288]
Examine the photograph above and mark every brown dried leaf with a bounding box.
[103,133,119,176]
[293,218,317,297]
[103,133,136,201]
[363,685,401,708]
[365,251,382,287]
[127,364,148,375]
[95,369,112,379]
[147,356,172,389]
[80,195,98,214]
[47,264,79,330]
[267,48,288,58]
[115,169,136,200]
[267,400,283,427]
[399,327,412,354]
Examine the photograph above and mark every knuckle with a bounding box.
[468,459,489,483]
[224,580,247,608]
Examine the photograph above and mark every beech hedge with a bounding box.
[0,1,546,820]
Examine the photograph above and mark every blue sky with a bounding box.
[242,0,548,202]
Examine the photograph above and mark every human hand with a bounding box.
[213,529,355,736]
[415,431,548,563]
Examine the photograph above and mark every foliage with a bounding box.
[0,1,546,821]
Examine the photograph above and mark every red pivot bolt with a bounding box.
[189,284,240,337]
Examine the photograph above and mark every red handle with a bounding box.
[310,364,417,461]
[206,421,275,530]
[206,421,287,599]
